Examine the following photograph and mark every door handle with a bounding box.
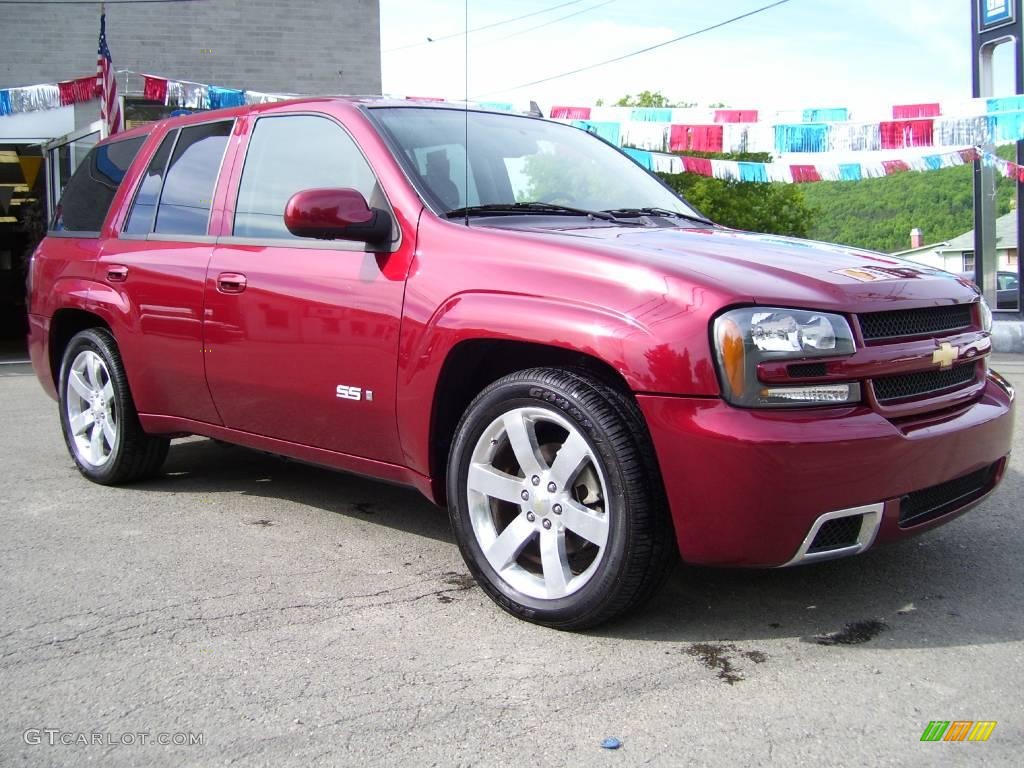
[106,265,128,283]
[217,272,247,294]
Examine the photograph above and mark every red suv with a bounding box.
[28,99,1015,629]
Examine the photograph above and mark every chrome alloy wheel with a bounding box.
[65,350,118,467]
[466,406,611,600]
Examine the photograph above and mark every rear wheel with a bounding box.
[58,328,169,484]
[447,368,674,629]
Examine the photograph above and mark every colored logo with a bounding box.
[932,342,960,369]
[920,721,997,742]
[980,0,1014,31]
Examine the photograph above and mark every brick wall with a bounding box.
[0,0,381,95]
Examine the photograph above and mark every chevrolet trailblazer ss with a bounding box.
[28,100,1015,628]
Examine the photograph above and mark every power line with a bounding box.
[473,0,795,97]
[485,0,617,45]
[384,0,589,53]
[0,1,203,4]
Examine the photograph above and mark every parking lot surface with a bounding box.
[2,356,1023,766]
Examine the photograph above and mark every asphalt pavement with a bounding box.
[1,356,1022,767]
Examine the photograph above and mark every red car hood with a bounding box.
[495,223,979,313]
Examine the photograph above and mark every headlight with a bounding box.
[979,297,993,332]
[713,307,860,408]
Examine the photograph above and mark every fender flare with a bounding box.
[397,290,684,481]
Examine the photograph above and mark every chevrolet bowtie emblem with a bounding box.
[932,342,959,369]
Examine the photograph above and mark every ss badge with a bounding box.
[336,385,372,401]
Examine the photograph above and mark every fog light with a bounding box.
[759,383,860,404]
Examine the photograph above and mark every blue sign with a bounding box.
[980,0,1015,31]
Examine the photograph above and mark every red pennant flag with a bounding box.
[892,102,940,119]
[669,124,692,151]
[58,75,97,106]
[790,165,822,183]
[714,109,758,123]
[143,76,168,103]
[550,106,591,119]
[882,160,911,175]
[682,156,713,176]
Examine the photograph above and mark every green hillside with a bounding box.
[802,145,1017,253]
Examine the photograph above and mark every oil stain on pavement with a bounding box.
[685,643,769,685]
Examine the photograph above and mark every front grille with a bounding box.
[873,363,977,404]
[858,304,973,342]
[899,463,998,528]
[807,515,863,553]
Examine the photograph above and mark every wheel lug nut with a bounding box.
[542,519,552,529]
[521,490,530,501]
[552,504,562,515]
[526,512,536,522]
[531,475,540,486]
[547,482,557,493]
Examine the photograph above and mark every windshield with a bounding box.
[370,107,702,219]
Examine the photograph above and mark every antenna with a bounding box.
[464,0,470,227]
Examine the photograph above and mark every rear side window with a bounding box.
[124,133,175,235]
[52,136,145,233]
[153,121,232,236]
[233,115,382,239]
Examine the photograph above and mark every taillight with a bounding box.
[26,247,38,313]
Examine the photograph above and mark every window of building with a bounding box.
[153,121,232,236]
[52,136,145,233]
[124,132,176,235]
[963,251,975,273]
[233,115,382,239]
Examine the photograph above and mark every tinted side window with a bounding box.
[53,136,145,233]
[124,132,176,234]
[233,115,382,239]
[154,121,232,236]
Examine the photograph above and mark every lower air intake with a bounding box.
[807,515,864,553]
[899,463,999,528]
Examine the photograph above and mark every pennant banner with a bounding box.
[618,144,1021,184]
[0,71,294,119]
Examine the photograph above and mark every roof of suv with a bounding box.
[100,96,518,145]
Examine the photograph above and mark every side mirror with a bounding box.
[284,188,392,245]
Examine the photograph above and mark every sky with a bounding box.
[379,0,1016,111]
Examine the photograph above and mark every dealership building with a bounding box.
[0,0,382,352]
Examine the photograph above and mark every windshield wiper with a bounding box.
[601,207,715,225]
[445,202,629,223]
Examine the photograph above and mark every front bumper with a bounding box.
[637,375,1015,567]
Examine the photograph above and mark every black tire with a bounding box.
[58,328,169,484]
[447,367,675,630]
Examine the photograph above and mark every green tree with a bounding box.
[613,90,695,108]
[800,144,1017,252]
[657,151,814,237]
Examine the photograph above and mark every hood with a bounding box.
[483,221,979,313]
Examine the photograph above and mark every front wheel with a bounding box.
[58,328,169,484]
[447,368,674,629]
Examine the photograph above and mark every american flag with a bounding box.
[96,10,121,136]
